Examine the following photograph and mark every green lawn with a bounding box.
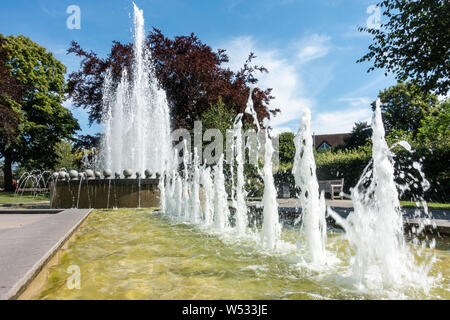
[0,191,447,209]
[0,192,50,204]
[400,201,450,210]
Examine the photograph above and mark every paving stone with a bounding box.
[0,209,92,300]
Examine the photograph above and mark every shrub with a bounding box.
[315,147,372,194]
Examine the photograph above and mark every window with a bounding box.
[317,141,331,151]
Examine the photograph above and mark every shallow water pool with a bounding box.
[35,209,450,300]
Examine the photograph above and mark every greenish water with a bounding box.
[36,209,450,300]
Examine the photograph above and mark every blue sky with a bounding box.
[0,0,396,136]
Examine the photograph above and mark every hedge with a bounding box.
[315,146,371,195]
[273,144,448,202]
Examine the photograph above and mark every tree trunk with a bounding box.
[3,150,14,192]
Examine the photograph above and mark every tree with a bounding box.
[73,134,101,151]
[0,35,23,154]
[278,132,295,164]
[54,140,77,171]
[200,97,235,138]
[358,0,450,96]
[344,121,372,150]
[0,105,21,151]
[67,29,279,130]
[73,134,102,169]
[374,82,439,136]
[417,100,450,148]
[0,35,79,191]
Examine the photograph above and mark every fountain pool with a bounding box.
[28,3,448,301]
[33,209,449,300]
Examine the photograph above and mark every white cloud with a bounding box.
[216,33,391,136]
[219,36,314,131]
[218,34,368,135]
[297,34,331,64]
[310,107,372,134]
[338,97,371,107]
[271,126,293,136]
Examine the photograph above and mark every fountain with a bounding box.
[328,99,434,290]
[15,170,52,198]
[292,108,327,265]
[213,155,231,231]
[200,166,214,226]
[190,148,201,224]
[41,4,445,301]
[100,3,173,176]
[50,169,161,209]
[51,3,173,210]
[232,114,249,235]
[260,131,282,250]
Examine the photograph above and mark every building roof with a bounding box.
[313,133,350,150]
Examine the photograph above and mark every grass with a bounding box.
[400,201,450,210]
[0,192,50,205]
[0,191,447,209]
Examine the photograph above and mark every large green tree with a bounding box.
[374,82,439,136]
[0,36,23,155]
[0,35,79,191]
[343,121,372,150]
[417,100,450,148]
[358,0,449,95]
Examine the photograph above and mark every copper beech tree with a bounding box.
[67,28,280,130]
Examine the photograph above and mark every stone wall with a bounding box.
[50,179,160,209]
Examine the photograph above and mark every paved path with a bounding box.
[0,209,92,300]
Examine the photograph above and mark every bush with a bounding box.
[259,141,448,202]
[314,142,448,202]
[394,144,450,202]
[315,147,372,194]
[272,148,372,198]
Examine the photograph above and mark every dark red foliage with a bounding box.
[67,41,134,124]
[67,29,279,129]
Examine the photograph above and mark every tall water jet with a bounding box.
[292,108,327,265]
[182,141,191,221]
[101,3,172,175]
[201,166,214,226]
[174,174,183,219]
[158,174,166,213]
[163,150,179,214]
[190,148,201,224]
[213,155,230,231]
[329,99,433,290]
[260,132,282,250]
[165,170,176,215]
[232,114,248,235]
[244,86,262,175]
[244,86,260,132]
